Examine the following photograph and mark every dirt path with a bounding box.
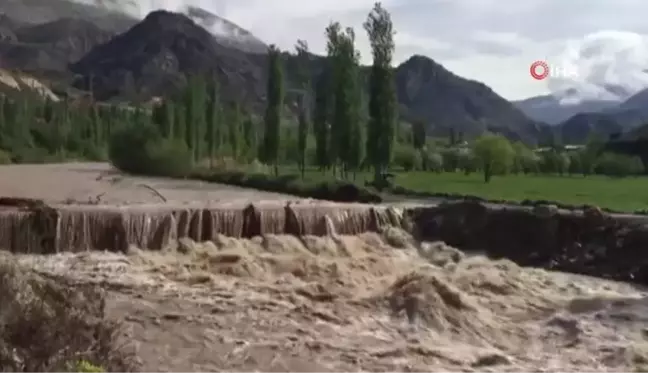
[0,162,297,204]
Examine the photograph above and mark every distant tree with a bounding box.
[348,77,366,178]
[472,133,515,183]
[595,152,644,177]
[568,151,583,175]
[325,22,344,175]
[312,69,331,172]
[511,141,536,174]
[205,80,222,167]
[242,113,257,161]
[295,39,311,179]
[421,149,443,173]
[411,119,426,150]
[393,144,421,171]
[227,102,242,160]
[160,100,175,139]
[184,75,206,163]
[262,44,284,176]
[364,2,397,182]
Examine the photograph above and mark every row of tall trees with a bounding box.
[262,2,398,181]
[151,77,259,167]
[0,93,121,163]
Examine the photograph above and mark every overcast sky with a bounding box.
[95,0,648,101]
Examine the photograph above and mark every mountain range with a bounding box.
[1,0,647,145]
[514,85,648,142]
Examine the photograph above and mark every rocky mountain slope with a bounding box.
[2,1,549,143]
[395,55,543,142]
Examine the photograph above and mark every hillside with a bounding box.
[0,68,59,101]
[0,13,116,75]
[395,55,543,143]
[558,112,623,144]
[70,10,265,105]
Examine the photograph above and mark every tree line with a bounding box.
[415,133,645,183]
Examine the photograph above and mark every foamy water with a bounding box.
[6,228,648,371]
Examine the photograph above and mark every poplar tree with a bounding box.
[364,2,397,181]
[262,44,284,176]
[412,119,426,150]
[295,39,311,179]
[242,114,257,161]
[325,22,343,175]
[227,102,242,160]
[205,80,221,167]
[312,69,331,172]
[326,24,362,179]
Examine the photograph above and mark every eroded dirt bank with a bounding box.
[409,202,648,286]
[9,230,648,371]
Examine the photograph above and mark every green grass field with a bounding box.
[285,167,648,212]
[395,172,648,212]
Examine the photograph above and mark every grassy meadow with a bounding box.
[284,167,648,212]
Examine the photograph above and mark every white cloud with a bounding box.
[77,0,648,102]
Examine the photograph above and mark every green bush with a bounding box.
[393,145,421,171]
[108,123,162,175]
[421,150,443,172]
[69,360,105,373]
[108,123,191,177]
[143,139,193,178]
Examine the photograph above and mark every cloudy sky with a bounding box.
[92,0,648,102]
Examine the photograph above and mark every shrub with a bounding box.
[421,150,443,172]
[0,259,137,372]
[69,360,105,373]
[143,139,192,178]
[190,170,382,203]
[108,123,162,175]
[393,145,421,171]
[108,124,191,177]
